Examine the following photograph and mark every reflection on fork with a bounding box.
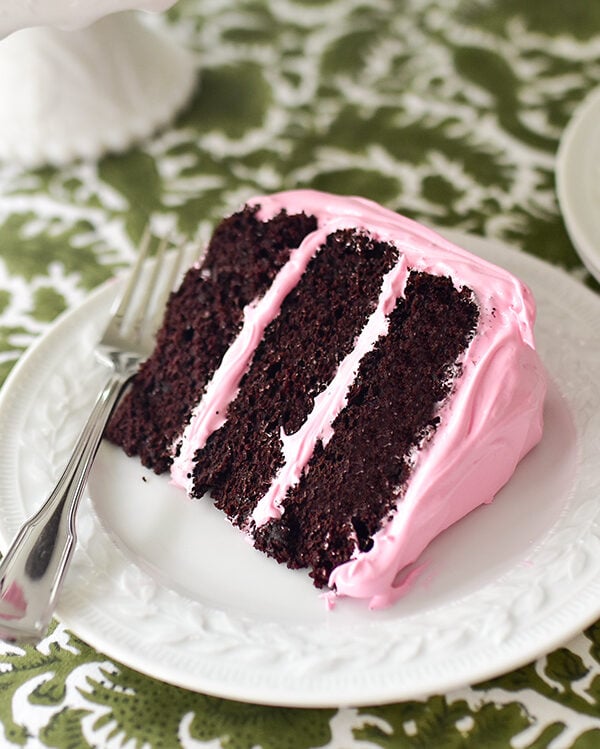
[0,228,187,644]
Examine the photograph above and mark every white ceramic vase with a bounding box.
[0,6,197,168]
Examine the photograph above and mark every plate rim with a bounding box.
[556,84,600,281]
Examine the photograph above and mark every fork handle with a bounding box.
[0,371,131,643]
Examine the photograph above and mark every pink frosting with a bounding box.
[170,190,546,608]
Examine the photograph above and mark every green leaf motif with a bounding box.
[186,698,335,749]
[0,289,10,315]
[571,730,600,748]
[180,64,272,139]
[41,709,93,749]
[0,214,115,290]
[0,628,335,749]
[476,647,600,719]
[356,697,532,749]
[97,150,164,240]
[32,287,67,323]
[0,324,30,386]
[0,626,79,745]
[458,0,600,40]
[545,648,590,685]
[67,666,335,749]
[80,661,335,749]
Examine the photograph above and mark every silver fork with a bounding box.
[0,228,185,644]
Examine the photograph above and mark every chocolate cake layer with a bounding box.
[191,229,400,526]
[253,272,479,587]
[107,206,317,472]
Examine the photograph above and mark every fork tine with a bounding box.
[105,226,187,348]
[111,225,153,328]
[149,238,188,331]
[131,231,171,338]
[146,232,170,303]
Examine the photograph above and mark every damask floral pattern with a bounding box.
[1,0,600,746]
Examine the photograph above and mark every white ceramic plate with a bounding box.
[0,231,599,708]
[556,85,600,281]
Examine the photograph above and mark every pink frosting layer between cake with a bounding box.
[171,190,546,609]
[250,249,411,526]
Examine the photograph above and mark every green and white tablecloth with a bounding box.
[1,1,600,746]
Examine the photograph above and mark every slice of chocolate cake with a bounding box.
[107,204,317,473]
[107,190,546,609]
